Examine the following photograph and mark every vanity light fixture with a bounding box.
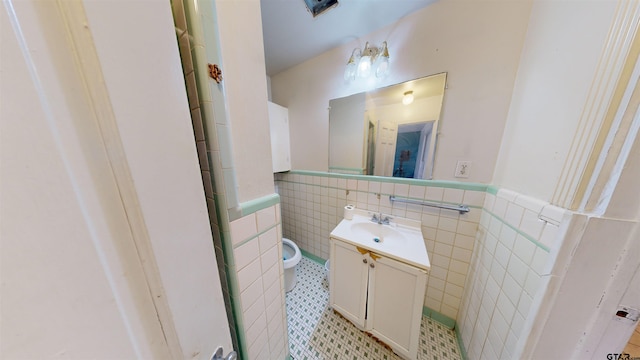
[344,41,390,81]
[402,91,414,105]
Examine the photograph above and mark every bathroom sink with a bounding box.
[330,209,430,271]
[350,222,407,245]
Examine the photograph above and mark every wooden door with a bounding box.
[374,120,398,177]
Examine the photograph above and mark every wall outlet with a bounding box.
[455,161,471,178]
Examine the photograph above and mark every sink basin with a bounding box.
[330,209,430,271]
[351,222,407,245]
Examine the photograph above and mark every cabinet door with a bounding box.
[367,255,427,359]
[329,239,369,328]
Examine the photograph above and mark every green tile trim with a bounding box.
[218,241,246,360]
[422,306,456,329]
[229,193,280,222]
[301,250,326,265]
[241,193,280,217]
[228,206,242,223]
[328,166,365,174]
[285,355,292,360]
[227,267,247,360]
[281,171,554,253]
[286,170,489,191]
[276,178,485,211]
[233,222,280,249]
[221,230,236,267]
[482,208,551,252]
[455,324,468,360]
[223,168,239,213]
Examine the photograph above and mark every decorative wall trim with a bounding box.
[455,326,468,360]
[286,170,489,192]
[486,185,500,195]
[327,166,365,174]
[222,253,246,360]
[277,177,484,211]
[232,222,280,249]
[482,208,551,252]
[230,192,281,221]
[422,306,456,329]
[301,250,326,265]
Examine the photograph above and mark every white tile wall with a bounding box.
[277,174,573,358]
[458,189,570,360]
[275,172,485,321]
[229,204,288,360]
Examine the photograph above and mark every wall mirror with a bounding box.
[329,73,447,179]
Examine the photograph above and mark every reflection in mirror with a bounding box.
[329,73,447,179]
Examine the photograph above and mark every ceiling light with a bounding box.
[402,91,414,105]
[344,41,390,82]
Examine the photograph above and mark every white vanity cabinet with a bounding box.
[329,238,427,360]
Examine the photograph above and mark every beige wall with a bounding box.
[271,1,532,183]
[493,1,619,203]
[215,0,275,204]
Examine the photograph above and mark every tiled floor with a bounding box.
[285,256,463,360]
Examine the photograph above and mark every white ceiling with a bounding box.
[260,0,434,76]
[368,72,446,106]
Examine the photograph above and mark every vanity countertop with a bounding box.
[330,209,430,271]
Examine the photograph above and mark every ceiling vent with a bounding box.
[303,0,338,17]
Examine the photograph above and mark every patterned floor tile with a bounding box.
[285,257,463,360]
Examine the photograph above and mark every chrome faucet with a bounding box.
[371,213,392,225]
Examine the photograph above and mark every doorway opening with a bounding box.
[392,121,434,179]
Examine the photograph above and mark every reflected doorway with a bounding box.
[391,121,434,179]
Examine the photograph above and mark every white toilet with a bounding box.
[282,238,302,292]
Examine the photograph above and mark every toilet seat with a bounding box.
[282,238,301,269]
[282,238,302,292]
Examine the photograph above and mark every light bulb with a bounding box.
[374,41,390,78]
[344,48,361,82]
[344,61,357,81]
[357,42,374,78]
[402,91,414,105]
[357,55,372,78]
[374,57,389,78]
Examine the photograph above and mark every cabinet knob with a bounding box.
[370,263,375,269]
[362,259,368,264]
